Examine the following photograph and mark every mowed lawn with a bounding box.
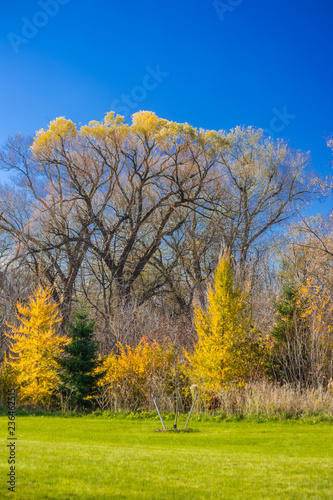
[1,415,332,499]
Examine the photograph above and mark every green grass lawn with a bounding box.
[1,414,332,499]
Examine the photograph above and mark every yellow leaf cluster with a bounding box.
[98,337,173,391]
[32,117,77,154]
[297,279,333,336]
[80,111,128,140]
[130,111,168,135]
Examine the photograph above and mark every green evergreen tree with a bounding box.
[270,283,310,385]
[58,309,104,410]
[271,284,298,343]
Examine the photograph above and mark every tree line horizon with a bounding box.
[0,110,332,411]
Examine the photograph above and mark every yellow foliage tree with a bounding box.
[98,337,175,410]
[187,255,265,392]
[6,287,69,408]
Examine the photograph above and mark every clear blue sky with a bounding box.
[0,0,332,207]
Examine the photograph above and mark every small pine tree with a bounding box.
[6,286,68,408]
[187,255,264,392]
[58,309,105,410]
[271,284,298,343]
[270,283,311,385]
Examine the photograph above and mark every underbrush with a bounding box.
[0,408,332,423]
[1,381,333,423]
[213,381,333,419]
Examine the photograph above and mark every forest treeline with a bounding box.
[0,111,333,412]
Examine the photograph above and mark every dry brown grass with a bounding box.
[93,379,333,419]
[207,380,333,418]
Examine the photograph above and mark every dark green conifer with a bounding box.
[58,309,105,410]
[270,284,309,385]
[271,284,298,343]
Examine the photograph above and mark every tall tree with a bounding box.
[0,134,92,323]
[212,126,311,280]
[0,112,224,316]
[0,113,312,333]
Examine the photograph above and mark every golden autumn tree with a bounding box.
[6,286,68,408]
[97,337,175,411]
[187,254,265,393]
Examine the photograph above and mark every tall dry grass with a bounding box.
[206,380,333,418]
[94,379,333,418]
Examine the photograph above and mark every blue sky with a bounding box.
[0,0,332,211]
